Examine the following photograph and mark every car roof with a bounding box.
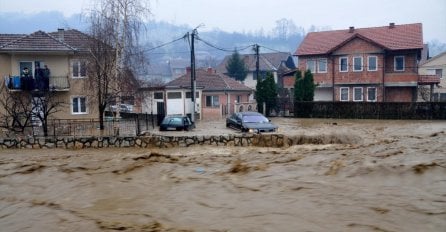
[238,111,263,116]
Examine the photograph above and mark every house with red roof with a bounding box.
[142,68,254,121]
[0,29,101,120]
[295,23,440,102]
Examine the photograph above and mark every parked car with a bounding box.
[110,104,133,113]
[159,115,194,131]
[226,111,278,133]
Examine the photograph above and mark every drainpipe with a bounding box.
[332,57,335,101]
[382,53,386,102]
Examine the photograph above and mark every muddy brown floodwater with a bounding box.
[1,118,446,232]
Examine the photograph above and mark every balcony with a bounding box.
[4,75,69,91]
[418,75,441,85]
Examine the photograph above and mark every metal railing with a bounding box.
[4,75,69,91]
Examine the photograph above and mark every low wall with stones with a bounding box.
[0,134,284,149]
[0,133,354,149]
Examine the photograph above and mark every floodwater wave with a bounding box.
[0,118,445,231]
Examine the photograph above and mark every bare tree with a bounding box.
[0,83,65,136]
[30,91,66,136]
[0,85,33,134]
[85,0,150,130]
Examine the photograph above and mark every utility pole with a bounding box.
[190,29,197,123]
[255,44,260,81]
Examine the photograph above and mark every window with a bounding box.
[72,96,87,114]
[154,92,163,99]
[306,59,316,73]
[436,69,443,79]
[339,57,348,72]
[368,56,377,71]
[186,91,199,99]
[340,87,349,101]
[394,56,405,71]
[72,60,87,78]
[318,58,327,73]
[353,56,363,71]
[167,92,181,99]
[236,95,242,103]
[367,87,377,102]
[206,95,219,107]
[353,87,363,101]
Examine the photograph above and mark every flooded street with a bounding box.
[1,118,445,231]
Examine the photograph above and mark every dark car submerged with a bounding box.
[160,116,194,131]
[226,111,278,133]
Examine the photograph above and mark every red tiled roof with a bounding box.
[418,75,441,85]
[0,29,94,53]
[0,30,75,51]
[296,23,423,56]
[166,69,253,92]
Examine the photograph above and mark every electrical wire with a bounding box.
[195,35,254,53]
[141,34,189,53]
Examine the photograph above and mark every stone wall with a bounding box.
[0,133,354,149]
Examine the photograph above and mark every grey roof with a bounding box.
[216,52,294,73]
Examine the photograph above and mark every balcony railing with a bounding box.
[4,75,69,91]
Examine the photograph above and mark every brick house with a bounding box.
[0,29,99,120]
[295,23,440,102]
[156,68,254,121]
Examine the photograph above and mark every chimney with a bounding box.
[349,26,355,33]
[207,67,214,74]
[389,23,395,28]
[57,28,65,41]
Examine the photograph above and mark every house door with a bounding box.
[156,102,165,126]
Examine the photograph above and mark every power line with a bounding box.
[141,34,189,53]
[195,35,254,53]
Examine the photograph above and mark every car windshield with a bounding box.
[242,115,269,123]
[163,117,183,126]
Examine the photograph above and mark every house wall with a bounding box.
[244,72,278,90]
[386,87,415,102]
[0,53,98,120]
[418,53,446,101]
[201,91,251,121]
[298,37,420,102]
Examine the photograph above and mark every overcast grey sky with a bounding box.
[1,0,445,41]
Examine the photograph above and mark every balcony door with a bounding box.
[19,61,33,76]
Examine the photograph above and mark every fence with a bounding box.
[4,113,161,137]
[294,102,446,119]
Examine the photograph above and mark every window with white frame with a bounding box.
[72,60,87,78]
[339,57,348,72]
[205,95,219,107]
[353,56,363,72]
[72,96,87,114]
[394,56,405,71]
[167,92,181,99]
[318,58,327,73]
[353,87,363,101]
[368,56,377,71]
[340,87,349,101]
[367,87,377,102]
[306,59,316,73]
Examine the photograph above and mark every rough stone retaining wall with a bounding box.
[0,134,287,149]
[0,133,353,149]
